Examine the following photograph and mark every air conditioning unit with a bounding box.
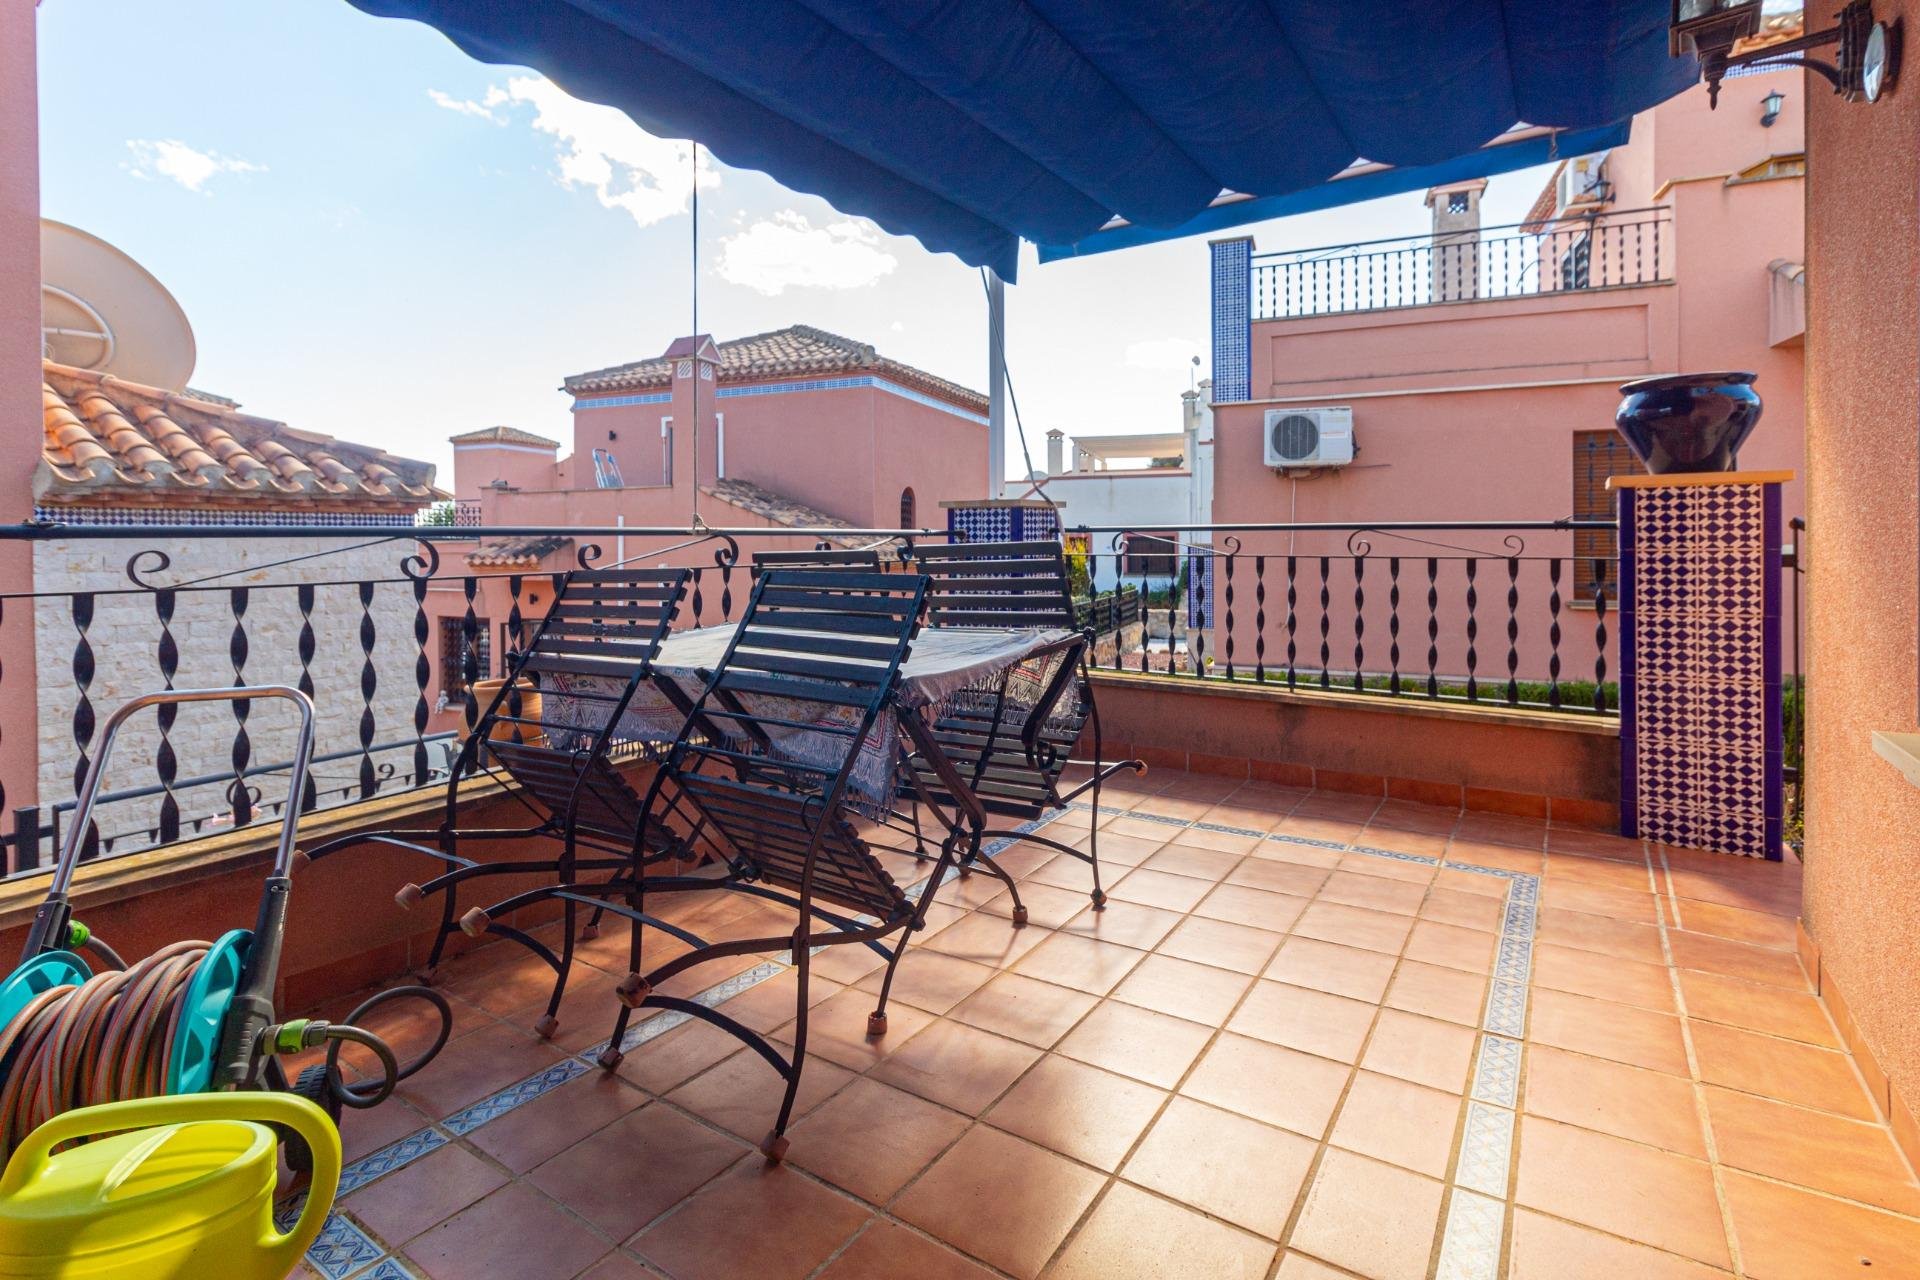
[1556,153,1611,212]
[1264,407,1354,469]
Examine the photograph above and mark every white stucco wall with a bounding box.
[1047,471,1201,591]
[32,536,429,857]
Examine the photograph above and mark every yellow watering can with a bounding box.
[0,1093,339,1279]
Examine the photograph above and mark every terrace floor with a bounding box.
[288,768,1920,1280]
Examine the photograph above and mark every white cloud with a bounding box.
[716,210,898,296]
[427,87,507,122]
[496,75,715,227]
[1124,337,1202,372]
[123,139,264,193]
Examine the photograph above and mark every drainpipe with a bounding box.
[987,269,1006,499]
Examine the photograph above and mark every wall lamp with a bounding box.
[1761,88,1784,124]
[1672,0,1900,106]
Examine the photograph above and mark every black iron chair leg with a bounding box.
[762,944,810,1164]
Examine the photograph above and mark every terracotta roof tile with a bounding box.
[564,324,986,415]
[448,425,561,448]
[702,478,874,551]
[37,361,442,511]
[467,534,574,568]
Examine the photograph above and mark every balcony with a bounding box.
[1251,207,1674,322]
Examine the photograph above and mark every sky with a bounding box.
[36,0,1563,487]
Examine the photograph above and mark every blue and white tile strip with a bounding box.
[300,804,1539,1278]
[574,375,989,425]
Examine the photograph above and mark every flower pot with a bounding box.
[1614,372,1763,475]
[469,678,545,746]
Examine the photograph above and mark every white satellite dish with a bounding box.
[40,220,196,391]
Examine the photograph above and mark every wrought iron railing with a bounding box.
[1251,206,1673,320]
[0,517,1619,878]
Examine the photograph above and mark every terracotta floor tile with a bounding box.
[1527,988,1691,1076]
[667,1045,854,1140]
[1056,1000,1213,1089]
[1530,943,1678,1013]
[1166,824,1266,856]
[1107,866,1216,913]
[615,1019,758,1095]
[1545,827,1649,861]
[1316,868,1429,915]
[1011,932,1147,996]
[1522,1044,1707,1158]
[345,1141,508,1248]
[894,1127,1105,1280]
[1142,842,1245,880]
[1356,827,1452,859]
[1544,851,1653,890]
[1371,798,1462,833]
[1182,1033,1353,1139]
[1418,886,1506,933]
[985,1053,1166,1171]
[1274,1253,1362,1280]
[1227,980,1378,1063]
[1289,1149,1445,1280]
[1156,915,1284,976]
[1446,842,1547,877]
[1722,1169,1920,1279]
[1671,898,1799,950]
[1291,901,1415,955]
[1434,865,1521,898]
[1111,952,1253,1025]
[922,912,1052,967]
[1360,1010,1476,1092]
[870,1018,1044,1114]
[1383,960,1489,1026]
[1402,919,1500,974]
[1068,830,1163,867]
[1452,813,1547,848]
[808,938,893,984]
[1049,1181,1276,1280]
[1225,857,1333,898]
[1514,1116,1729,1268]
[1689,1021,1876,1120]
[1293,791,1384,821]
[1327,1070,1462,1179]
[575,1253,667,1280]
[1679,967,1839,1047]
[527,1103,743,1240]
[339,1095,433,1164]
[1101,814,1186,843]
[396,1020,567,1118]
[466,1069,648,1174]
[1536,906,1666,965]
[949,971,1099,1048]
[407,1183,617,1280]
[1539,880,1663,924]
[1273,815,1366,845]
[985,880,1105,929]
[816,1221,999,1280]
[1250,839,1346,870]
[853,949,998,1016]
[1662,865,1803,917]
[1192,883,1311,933]
[632,1159,868,1280]
[1507,1209,1733,1279]
[778,985,939,1071]
[710,967,842,1034]
[1704,1085,1920,1216]
[1340,849,1441,884]
[1029,851,1113,894]
[1666,930,1810,990]
[786,1077,970,1203]
[1264,936,1398,1003]
[1122,1096,1317,1238]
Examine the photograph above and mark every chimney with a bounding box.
[1424,179,1487,303]
[1045,428,1065,475]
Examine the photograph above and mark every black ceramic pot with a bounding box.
[1614,372,1763,475]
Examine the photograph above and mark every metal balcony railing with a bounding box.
[1251,206,1673,320]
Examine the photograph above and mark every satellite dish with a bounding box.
[40,220,196,391]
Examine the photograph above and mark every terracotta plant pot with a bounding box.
[1614,371,1763,475]
[469,678,545,745]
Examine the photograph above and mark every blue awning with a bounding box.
[350,1,1695,279]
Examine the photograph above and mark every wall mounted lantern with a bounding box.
[1672,0,1900,106]
[1761,88,1785,124]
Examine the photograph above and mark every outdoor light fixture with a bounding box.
[1761,88,1785,123]
[1672,0,1900,106]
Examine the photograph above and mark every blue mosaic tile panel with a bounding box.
[1470,1035,1523,1108]
[304,1214,385,1280]
[444,1058,589,1135]
[337,1126,449,1195]
[1435,1189,1504,1280]
[1209,238,1252,402]
[1620,482,1783,858]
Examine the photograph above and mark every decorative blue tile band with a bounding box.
[575,376,988,425]
[1209,238,1253,403]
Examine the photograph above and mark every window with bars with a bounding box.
[1573,430,1643,602]
[899,487,916,528]
[1124,532,1179,578]
[439,616,492,702]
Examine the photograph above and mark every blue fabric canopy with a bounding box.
[351,1,1695,279]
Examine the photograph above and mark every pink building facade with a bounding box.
[1202,73,1806,684]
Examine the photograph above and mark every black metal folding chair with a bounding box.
[749,547,883,575]
[454,569,968,1161]
[904,539,1146,915]
[302,566,693,1035]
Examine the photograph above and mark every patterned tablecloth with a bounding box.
[543,624,1077,812]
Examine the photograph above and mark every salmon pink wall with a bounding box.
[452,442,558,498]
[1,1,39,808]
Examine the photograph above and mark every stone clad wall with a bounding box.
[31,537,429,857]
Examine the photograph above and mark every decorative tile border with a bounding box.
[337,1126,449,1196]
[303,1213,386,1280]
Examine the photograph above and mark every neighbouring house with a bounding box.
[23,221,441,864]
[423,325,988,728]
[1029,379,1216,593]
[1204,69,1806,683]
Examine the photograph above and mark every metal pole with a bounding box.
[690,142,701,522]
[987,269,1007,499]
